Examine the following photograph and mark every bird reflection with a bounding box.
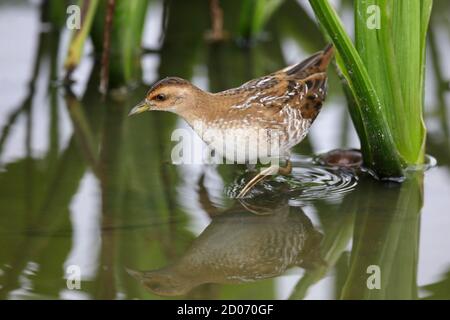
[128,176,324,296]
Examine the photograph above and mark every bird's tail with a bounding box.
[284,43,334,78]
[319,43,335,70]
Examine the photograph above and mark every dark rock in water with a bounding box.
[316,149,363,169]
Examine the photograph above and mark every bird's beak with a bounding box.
[128,100,150,116]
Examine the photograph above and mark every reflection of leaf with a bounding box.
[290,172,423,300]
[341,174,423,299]
[289,195,356,299]
[0,19,97,297]
[65,92,100,175]
[0,136,87,298]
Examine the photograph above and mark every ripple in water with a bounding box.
[226,157,359,205]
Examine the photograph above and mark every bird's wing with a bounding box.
[222,44,333,121]
[225,72,327,123]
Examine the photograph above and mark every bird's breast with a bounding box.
[190,113,311,163]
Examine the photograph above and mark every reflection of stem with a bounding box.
[95,215,117,299]
[65,91,100,176]
[0,136,86,298]
[0,3,85,297]
[99,0,116,95]
[159,159,178,259]
[0,12,46,156]
[25,87,33,223]
[48,31,61,165]
[0,106,25,156]
[94,103,126,299]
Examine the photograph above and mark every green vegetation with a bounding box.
[64,0,149,89]
[309,0,432,179]
[64,0,99,76]
[238,0,284,40]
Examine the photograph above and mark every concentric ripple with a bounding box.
[279,165,358,205]
[226,158,359,205]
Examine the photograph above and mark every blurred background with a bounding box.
[0,0,449,299]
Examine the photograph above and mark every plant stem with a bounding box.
[309,0,404,178]
[64,0,99,79]
[99,0,116,95]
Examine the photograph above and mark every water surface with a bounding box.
[0,0,449,300]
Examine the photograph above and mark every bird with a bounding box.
[129,44,334,197]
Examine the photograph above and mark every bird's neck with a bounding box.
[176,90,224,125]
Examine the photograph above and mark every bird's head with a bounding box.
[129,77,198,116]
[126,267,194,297]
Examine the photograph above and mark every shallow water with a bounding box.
[0,0,450,299]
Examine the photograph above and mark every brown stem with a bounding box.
[99,0,116,95]
[206,0,228,42]
[211,0,223,34]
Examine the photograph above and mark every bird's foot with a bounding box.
[278,160,292,175]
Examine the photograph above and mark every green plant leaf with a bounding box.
[309,0,432,178]
[64,0,99,75]
[309,0,404,178]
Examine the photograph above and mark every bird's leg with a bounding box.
[237,159,292,198]
[237,165,278,198]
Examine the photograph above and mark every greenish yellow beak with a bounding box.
[128,100,150,116]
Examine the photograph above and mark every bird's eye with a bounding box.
[155,94,166,101]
